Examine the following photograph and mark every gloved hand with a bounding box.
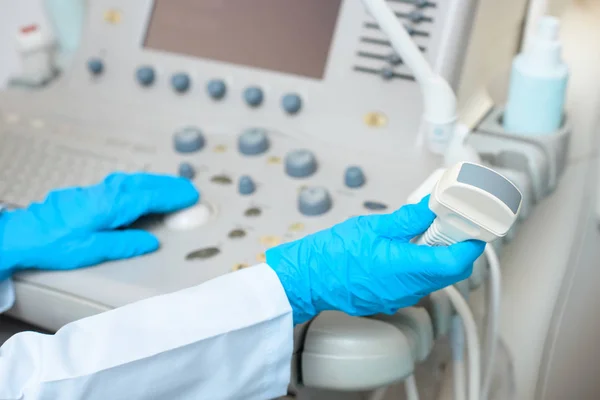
[0,172,199,281]
[266,196,485,325]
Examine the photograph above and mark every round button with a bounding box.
[164,203,211,230]
[171,73,191,93]
[207,79,227,99]
[136,66,155,86]
[87,58,103,75]
[244,87,264,107]
[345,166,365,188]
[298,187,332,216]
[285,149,317,178]
[282,93,302,115]
[238,176,256,195]
[178,162,195,179]
[238,128,270,155]
[174,127,205,153]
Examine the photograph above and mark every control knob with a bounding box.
[136,66,155,86]
[345,166,365,188]
[244,86,264,107]
[174,127,205,153]
[238,128,270,155]
[238,176,256,195]
[282,93,302,115]
[285,149,317,178]
[298,187,332,216]
[171,73,191,93]
[207,79,227,100]
[87,58,103,75]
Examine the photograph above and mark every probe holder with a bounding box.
[467,107,571,201]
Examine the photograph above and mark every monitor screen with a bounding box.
[144,0,342,79]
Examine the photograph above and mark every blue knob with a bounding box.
[381,68,394,80]
[415,0,428,8]
[404,24,415,35]
[244,87,264,107]
[174,127,205,153]
[178,162,195,179]
[238,128,269,155]
[207,79,227,100]
[408,10,424,23]
[87,58,103,75]
[238,176,256,195]
[345,166,365,188]
[136,66,155,86]
[285,149,317,178]
[387,52,402,65]
[171,73,191,93]
[298,187,332,216]
[282,93,302,115]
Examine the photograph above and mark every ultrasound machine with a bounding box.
[1,1,599,399]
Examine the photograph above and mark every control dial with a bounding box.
[207,79,227,100]
[285,149,317,178]
[87,58,104,75]
[178,162,195,179]
[298,187,332,216]
[238,128,270,155]
[282,93,302,115]
[136,66,155,86]
[345,166,366,188]
[238,176,256,195]
[171,73,191,93]
[174,127,205,153]
[244,87,264,107]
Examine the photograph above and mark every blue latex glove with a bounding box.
[0,172,199,281]
[266,196,485,325]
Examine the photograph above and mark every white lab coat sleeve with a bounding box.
[0,263,294,400]
[0,278,15,313]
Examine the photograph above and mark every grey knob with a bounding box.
[178,162,195,179]
[298,187,332,216]
[174,127,205,153]
[207,79,227,99]
[171,73,191,93]
[238,128,269,155]
[381,68,394,80]
[136,66,155,86]
[285,149,317,178]
[244,86,264,107]
[238,176,256,195]
[408,10,424,23]
[87,58,103,75]
[345,166,365,188]
[282,93,302,115]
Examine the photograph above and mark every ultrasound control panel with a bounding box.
[0,0,478,325]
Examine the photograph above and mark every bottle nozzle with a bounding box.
[537,16,560,41]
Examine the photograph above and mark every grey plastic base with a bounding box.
[301,311,414,392]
